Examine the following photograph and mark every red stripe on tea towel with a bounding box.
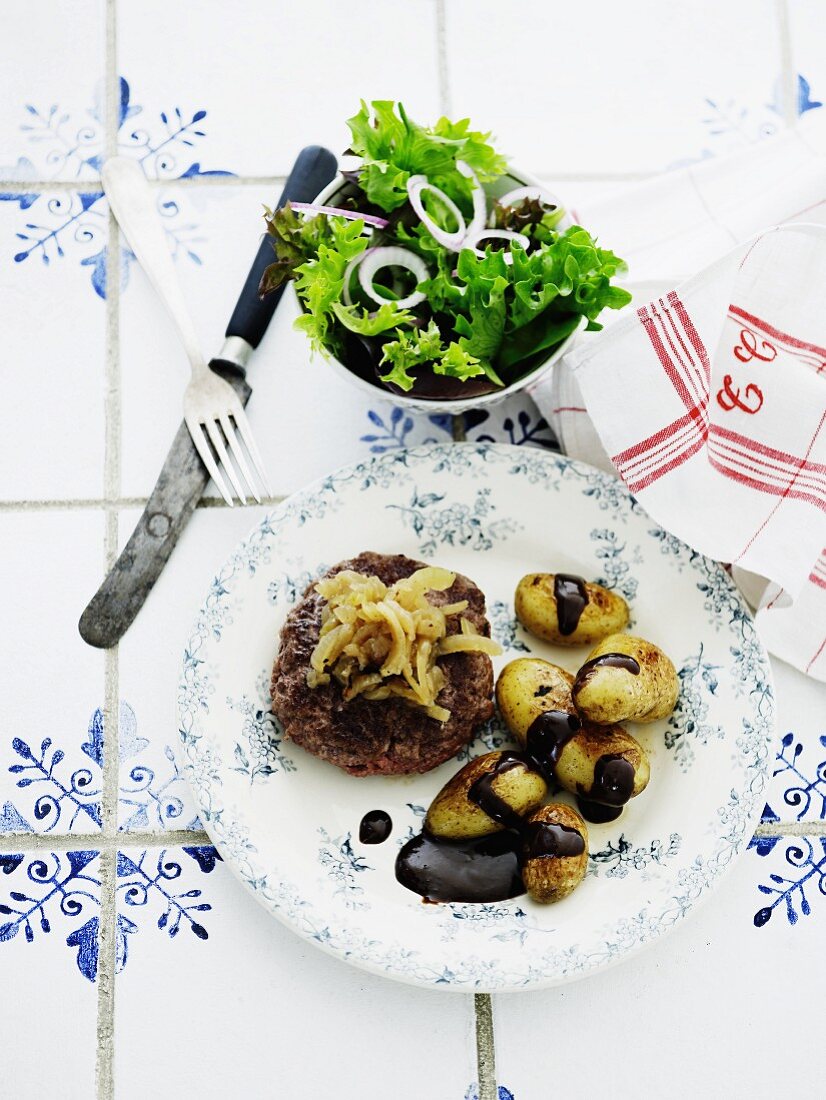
[638,305,708,423]
[806,635,826,673]
[734,409,826,560]
[624,434,706,494]
[668,290,711,385]
[650,300,707,411]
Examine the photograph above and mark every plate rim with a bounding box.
[177,441,776,992]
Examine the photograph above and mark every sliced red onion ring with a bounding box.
[357,246,429,309]
[341,248,376,307]
[407,175,466,249]
[289,201,389,230]
[457,160,487,239]
[462,228,530,264]
[497,185,561,210]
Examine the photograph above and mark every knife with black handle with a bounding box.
[79,145,338,649]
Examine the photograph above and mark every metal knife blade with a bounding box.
[78,145,338,649]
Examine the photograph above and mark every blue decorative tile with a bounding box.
[748,835,826,928]
[758,661,826,824]
[463,394,558,451]
[0,77,234,300]
[0,845,220,985]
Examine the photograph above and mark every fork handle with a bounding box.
[102,157,207,373]
[225,144,338,348]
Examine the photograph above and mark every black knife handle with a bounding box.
[225,145,338,348]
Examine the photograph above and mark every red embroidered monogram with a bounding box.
[733,328,777,364]
[729,305,826,374]
[716,375,764,415]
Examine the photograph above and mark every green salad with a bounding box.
[261,100,632,397]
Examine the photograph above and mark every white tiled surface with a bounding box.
[0,197,107,500]
[495,837,826,1099]
[2,1,826,1098]
[117,0,443,178]
[114,846,476,1100]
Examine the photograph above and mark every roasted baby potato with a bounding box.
[495,658,575,741]
[522,803,589,903]
[553,721,649,804]
[425,751,548,840]
[515,573,629,646]
[572,633,679,725]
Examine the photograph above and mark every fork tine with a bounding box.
[231,407,273,498]
[189,420,234,507]
[205,418,247,505]
[220,414,262,504]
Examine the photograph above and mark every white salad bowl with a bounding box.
[300,166,581,415]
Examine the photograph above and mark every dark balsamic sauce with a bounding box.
[395,830,524,903]
[590,754,636,806]
[553,573,589,636]
[524,821,586,860]
[524,710,581,779]
[359,809,392,845]
[576,798,624,824]
[573,652,641,695]
[468,753,528,832]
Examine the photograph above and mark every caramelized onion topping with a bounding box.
[307,567,500,722]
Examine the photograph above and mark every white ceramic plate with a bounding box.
[178,443,774,991]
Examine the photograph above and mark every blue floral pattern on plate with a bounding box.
[177,443,775,990]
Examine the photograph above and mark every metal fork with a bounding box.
[102,156,271,505]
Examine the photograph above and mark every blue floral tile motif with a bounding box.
[0,846,220,981]
[464,406,558,450]
[0,77,233,298]
[750,837,826,928]
[360,407,452,454]
[466,1087,515,1100]
[765,733,826,823]
[3,734,101,834]
[1,699,201,835]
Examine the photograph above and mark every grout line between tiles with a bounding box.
[0,171,656,194]
[0,175,289,191]
[754,820,826,837]
[96,6,120,1097]
[0,495,287,513]
[452,415,467,442]
[774,0,798,129]
[0,829,213,852]
[474,994,497,1100]
[435,0,452,118]
[1,823,819,851]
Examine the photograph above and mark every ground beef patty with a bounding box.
[271,551,495,776]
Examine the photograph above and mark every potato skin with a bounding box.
[555,722,649,802]
[522,803,589,903]
[515,573,629,646]
[495,658,576,742]
[425,751,547,839]
[572,633,679,725]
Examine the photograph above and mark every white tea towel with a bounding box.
[531,114,826,680]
